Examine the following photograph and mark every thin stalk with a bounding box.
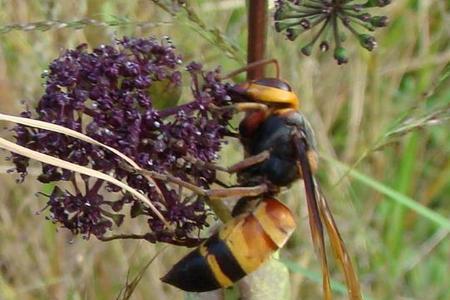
[247,0,268,80]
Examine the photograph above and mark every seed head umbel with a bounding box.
[275,0,391,64]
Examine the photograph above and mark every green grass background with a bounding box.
[0,1,449,299]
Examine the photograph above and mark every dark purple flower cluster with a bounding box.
[12,37,233,245]
[274,0,391,64]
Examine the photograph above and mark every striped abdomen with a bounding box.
[161,198,296,292]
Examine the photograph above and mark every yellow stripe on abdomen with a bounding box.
[219,214,277,274]
[253,199,296,248]
[199,244,234,288]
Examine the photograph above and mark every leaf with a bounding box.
[323,156,450,231]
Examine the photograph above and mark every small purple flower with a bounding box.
[12,37,233,246]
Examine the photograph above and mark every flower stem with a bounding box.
[247,0,268,80]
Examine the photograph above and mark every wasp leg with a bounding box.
[98,233,202,247]
[221,58,280,80]
[200,183,269,222]
[227,150,270,173]
[185,150,270,174]
[206,183,268,199]
[141,169,268,199]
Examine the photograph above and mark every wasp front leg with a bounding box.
[184,150,270,175]
[142,169,270,201]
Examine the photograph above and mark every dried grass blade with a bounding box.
[0,136,168,227]
[0,112,164,198]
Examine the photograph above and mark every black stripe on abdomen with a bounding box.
[204,233,247,283]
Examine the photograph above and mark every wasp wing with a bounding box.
[314,181,362,300]
[293,132,333,300]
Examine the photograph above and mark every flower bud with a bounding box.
[275,21,295,32]
[274,3,292,20]
[370,16,389,27]
[320,41,330,52]
[301,44,313,56]
[334,47,348,65]
[287,27,304,41]
[359,34,377,51]
[364,0,391,7]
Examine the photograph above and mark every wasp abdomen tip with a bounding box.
[161,249,221,292]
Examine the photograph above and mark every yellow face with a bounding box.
[237,81,300,110]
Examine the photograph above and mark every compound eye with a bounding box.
[254,78,292,91]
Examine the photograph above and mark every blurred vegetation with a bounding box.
[0,1,449,299]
